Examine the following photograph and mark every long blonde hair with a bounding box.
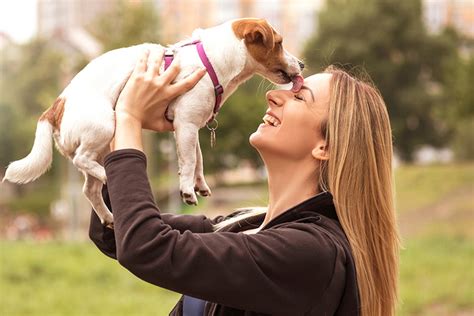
[213,66,400,316]
[320,66,400,315]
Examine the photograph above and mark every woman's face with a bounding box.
[249,73,331,161]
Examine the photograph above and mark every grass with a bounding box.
[394,163,474,214]
[0,241,180,316]
[398,234,474,316]
[1,163,473,315]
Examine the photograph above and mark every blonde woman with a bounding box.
[89,49,400,316]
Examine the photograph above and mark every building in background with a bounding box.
[37,0,107,58]
[157,0,325,55]
[37,0,113,37]
[423,0,474,37]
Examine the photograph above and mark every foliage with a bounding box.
[6,179,60,216]
[303,0,462,161]
[0,40,65,170]
[199,77,269,173]
[88,0,160,52]
[438,53,474,160]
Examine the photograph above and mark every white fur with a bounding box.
[3,19,302,226]
[3,121,53,184]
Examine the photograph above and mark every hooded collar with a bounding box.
[261,191,338,230]
[226,191,338,233]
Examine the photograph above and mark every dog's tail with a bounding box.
[3,98,64,184]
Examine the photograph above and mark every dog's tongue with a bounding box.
[291,75,304,92]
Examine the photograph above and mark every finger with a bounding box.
[133,49,150,75]
[162,119,175,132]
[160,55,182,85]
[168,68,207,98]
[147,47,165,78]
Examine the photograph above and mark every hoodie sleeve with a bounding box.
[103,149,339,315]
[88,186,226,260]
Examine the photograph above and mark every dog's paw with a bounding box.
[194,186,211,197]
[194,177,212,197]
[180,190,198,206]
[101,214,114,229]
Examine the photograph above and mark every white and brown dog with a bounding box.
[3,18,304,227]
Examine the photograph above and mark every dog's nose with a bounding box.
[298,60,305,70]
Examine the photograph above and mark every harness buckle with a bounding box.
[164,49,174,57]
[214,84,224,96]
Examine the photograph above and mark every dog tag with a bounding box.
[210,129,216,148]
[206,118,219,148]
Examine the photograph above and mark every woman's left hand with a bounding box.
[116,48,207,132]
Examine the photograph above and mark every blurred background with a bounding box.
[0,0,472,315]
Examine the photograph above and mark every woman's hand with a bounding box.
[113,48,207,152]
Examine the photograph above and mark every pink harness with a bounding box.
[164,40,224,125]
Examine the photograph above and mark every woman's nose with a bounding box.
[266,90,284,108]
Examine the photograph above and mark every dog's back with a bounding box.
[3,43,159,183]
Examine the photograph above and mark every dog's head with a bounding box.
[232,18,303,85]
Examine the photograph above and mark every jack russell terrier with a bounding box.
[3,18,304,227]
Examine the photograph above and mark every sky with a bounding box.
[0,0,38,43]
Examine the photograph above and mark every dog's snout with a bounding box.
[298,60,305,70]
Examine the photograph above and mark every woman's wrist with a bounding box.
[113,112,144,152]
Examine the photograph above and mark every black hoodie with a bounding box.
[89,149,360,316]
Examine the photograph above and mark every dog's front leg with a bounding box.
[174,122,200,205]
[194,136,211,197]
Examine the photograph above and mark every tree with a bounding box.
[439,53,474,160]
[88,0,160,52]
[199,77,269,173]
[303,0,460,161]
[0,39,65,172]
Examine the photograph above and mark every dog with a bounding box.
[3,18,304,227]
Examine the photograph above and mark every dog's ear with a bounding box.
[232,18,275,50]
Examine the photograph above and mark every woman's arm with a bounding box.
[102,50,340,314]
[105,149,339,315]
[89,187,227,259]
[89,47,216,259]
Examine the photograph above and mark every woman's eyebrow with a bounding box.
[300,85,315,102]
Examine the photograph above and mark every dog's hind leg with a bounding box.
[72,145,107,184]
[174,122,200,205]
[194,136,211,197]
[83,172,113,228]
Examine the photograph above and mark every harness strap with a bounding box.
[163,40,224,124]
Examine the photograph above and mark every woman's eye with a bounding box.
[294,94,305,101]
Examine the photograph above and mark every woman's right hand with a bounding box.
[115,48,207,132]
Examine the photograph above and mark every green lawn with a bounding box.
[398,234,473,316]
[0,241,180,316]
[394,163,473,214]
[1,163,473,315]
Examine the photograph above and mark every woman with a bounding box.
[89,49,400,316]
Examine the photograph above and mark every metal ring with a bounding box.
[206,118,219,130]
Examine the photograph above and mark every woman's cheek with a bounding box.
[250,124,314,160]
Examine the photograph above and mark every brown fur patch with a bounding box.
[39,97,65,131]
[232,18,286,71]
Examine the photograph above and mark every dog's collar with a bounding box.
[164,40,224,124]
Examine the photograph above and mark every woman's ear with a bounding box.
[311,142,329,161]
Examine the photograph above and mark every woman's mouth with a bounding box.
[262,114,281,127]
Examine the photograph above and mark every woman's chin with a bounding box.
[250,126,270,150]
